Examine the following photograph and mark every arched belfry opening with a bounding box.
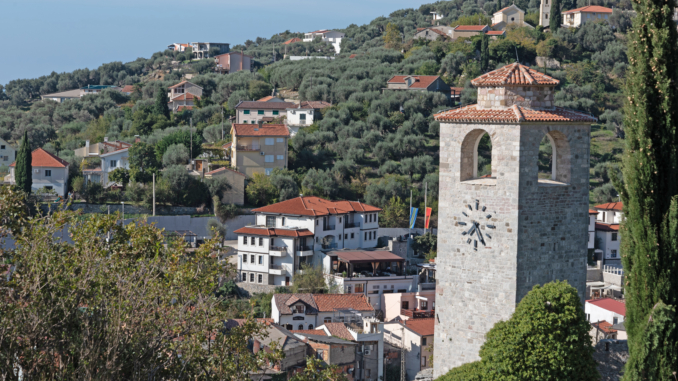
[476,133,492,178]
[538,130,571,185]
[460,129,494,181]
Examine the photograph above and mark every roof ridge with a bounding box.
[512,105,525,122]
[518,64,536,84]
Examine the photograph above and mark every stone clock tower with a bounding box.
[432,63,595,377]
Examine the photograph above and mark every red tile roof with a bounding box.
[454,25,489,31]
[273,293,319,315]
[222,142,232,149]
[387,75,441,89]
[233,227,314,237]
[10,148,69,168]
[592,320,617,334]
[252,196,381,216]
[333,250,406,264]
[322,323,355,341]
[416,28,447,36]
[290,329,327,336]
[485,30,506,35]
[587,298,626,316]
[235,101,297,109]
[205,166,245,177]
[313,294,374,312]
[231,124,289,137]
[405,318,435,336]
[283,37,303,45]
[257,96,279,102]
[434,105,597,123]
[595,202,623,211]
[589,209,599,214]
[170,93,200,101]
[494,5,512,13]
[168,80,189,89]
[563,5,613,14]
[120,85,134,93]
[595,223,620,232]
[177,105,193,111]
[472,63,560,87]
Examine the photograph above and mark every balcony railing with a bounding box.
[323,224,336,231]
[344,222,361,228]
[270,246,287,252]
[270,264,284,270]
[401,309,435,319]
[418,283,436,291]
[297,245,312,252]
[322,243,338,250]
[235,144,261,151]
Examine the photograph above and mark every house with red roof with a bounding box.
[204,166,246,205]
[235,196,382,286]
[383,318,434,380]
[286,100,332,136]
[413,26,453,41]
[586,298,626,333]
[562,5,613,28]
[271,293,375,330]
[167,81,203,112]
[385,75,455,105]
[230,123,290,176]
[8,148,70,196]
[594,202,623,262]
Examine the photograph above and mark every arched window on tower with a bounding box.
[538,134,555,180]
[460,129,495,183]
[537,131,571,185]
[476,133,492,178]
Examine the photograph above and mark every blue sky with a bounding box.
[0,0,432,86]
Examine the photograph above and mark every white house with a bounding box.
[383,318,434,381]
[8,148,70,196]
[99,147,130,186]
[167,81,203,112]
[594,202,623,263]
[0,138,16,166]
[303,30,345,54]
[271,293,375,331]
[562,5,613,28]
[235,196,382,286]
[585,298,626,326]
[285,101,332,136]
[382,290,436,322]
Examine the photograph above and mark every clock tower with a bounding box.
[432,63,595,377]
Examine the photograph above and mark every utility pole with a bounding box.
[221,109,224,141]
[190,117,193,162]
[424,182,428,235]
[400,327,407,381]
[152,173,156,216]
[409,189,413,237]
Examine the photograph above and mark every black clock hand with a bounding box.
[475,222,486,246]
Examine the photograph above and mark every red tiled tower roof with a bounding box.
[434,105,596,123]
[471,63,560,87]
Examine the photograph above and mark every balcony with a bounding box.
[270,246,287,256]
[344,222,361,229]
[235,144,261,151]
[322,243,338,250]
[418,283,436,292]
[401,309,435,319]
[323,224,336,231]
[296,246,313,256]
[269,264,285,275]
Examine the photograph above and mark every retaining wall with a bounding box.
[237,282,280,297]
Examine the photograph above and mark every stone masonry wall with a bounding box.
[433,120,590,377]
[476,86,555,109]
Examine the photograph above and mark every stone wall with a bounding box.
[41,203,208,216]
[433,119,590,377]
[237,281,280,297]
[476,86,555,109]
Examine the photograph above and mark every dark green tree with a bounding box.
[496,0,502,13]
[549,0,562,31]
[129,142,160,183]
[153,87,170,119]
[440,282,598,381]
[15,131,32,194]
[617,0,678,375]
[480,33,489,71]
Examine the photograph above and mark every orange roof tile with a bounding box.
[589,209,599,214]
[387,75,441,89]
[485,30,506,35]
[587,298,626,316]
[291,329,327,336]
[120,85,134,93]
[595,223,620,232]
[232,124,289,137]
[274,294,318,315]
[595,202,623,211]
[405,318,435,336]
[252,196,381,216]
[177,106,193,111]
[434,104,596,123]
[10,148,69,168]
[257,96,278,102]
[283,37,303,45]
[170,93,200,101]
[454,25,489,31]
[563,5,613,14]
[472,63,559,87]
[592,320,617,334]
[322,323,355,341]
[313,294,373,312]
[233,227,314,237]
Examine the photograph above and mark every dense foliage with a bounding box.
[439,281,598,381]
[14,131,31,194]
[617,0,678,375]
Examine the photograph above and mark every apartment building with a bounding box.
[230,123,289,176]
[234,100,297,124]
[594,202,623,264]
[235,196,381,285]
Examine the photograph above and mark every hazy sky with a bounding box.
[0,0,432,86]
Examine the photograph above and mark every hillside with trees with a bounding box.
[0,0,634,220]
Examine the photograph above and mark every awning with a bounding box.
[415,296,428,301]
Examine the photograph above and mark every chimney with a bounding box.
[134,135,140,143]
[104,137,108,143]
[258,120,264,128]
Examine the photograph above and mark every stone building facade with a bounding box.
[432,63,596,377]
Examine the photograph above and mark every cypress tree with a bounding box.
[496,0,503,13]
[618,0,678,375]
[15,131,32,194]
[480,33,489,71]
[154,87,170,119]
[549,0,561,31]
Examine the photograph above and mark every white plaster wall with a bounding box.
[586,302,625,324]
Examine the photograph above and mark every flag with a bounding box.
[425,207,432,229]
[409,207,419,229]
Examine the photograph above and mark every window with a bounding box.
[316,219,319,226]
[277,155,284,160]
[324,317,332,323]
[298,324,304,330]
[266,216,275,227]
[402,301,409,310]
[3,156,7,161]
[586,313,591,321]
[611,233,618,241]
[273,110,279,116]
[355,284,364,293]
[250,237,256,245]
[244,110,250,115]
[308,324,313,329]
[277,138,284,143]
[265,138,274,145]
[432,302,435,310]
[243,255,247,263]
[281,217,286,226]
[271,238,275,246]
[422,337,427,346]
[316,349,325,360]
[44,170,52,177]
[365,232,368,240]
[421,356,427,367]
[351,233,354,239]
[611,250,618,258]
[338,235,342,241]
[265,168,273,175]
[265,155,274,163]
[613,317,619,325]
[243,236,248,245]
[299,113,306,120]
[315,237,318,243]
[366,370,371,378]
[242,273,247,281]
[347,286,352,293]
[250,254,255,263]
[258,110,264,115]
[259,238,263,246]
[110,160,117,168]
[339,217,342,223]
[344,234,348,239]
[293,305,305,314]
[258,256,263,264]
[286,324,293,330]
[0,145,4,149]
[250,273,254,282]
[421,301,428,309]
[258,274,263,283]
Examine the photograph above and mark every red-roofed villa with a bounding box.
[385,75,456,105]
[8,148,70,196]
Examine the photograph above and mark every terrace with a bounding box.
[327,250,406,278]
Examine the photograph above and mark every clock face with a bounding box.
[457,199,496,251]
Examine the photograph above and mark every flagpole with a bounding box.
[424,182,427,235]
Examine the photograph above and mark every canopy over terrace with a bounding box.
[327,250,406,277]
